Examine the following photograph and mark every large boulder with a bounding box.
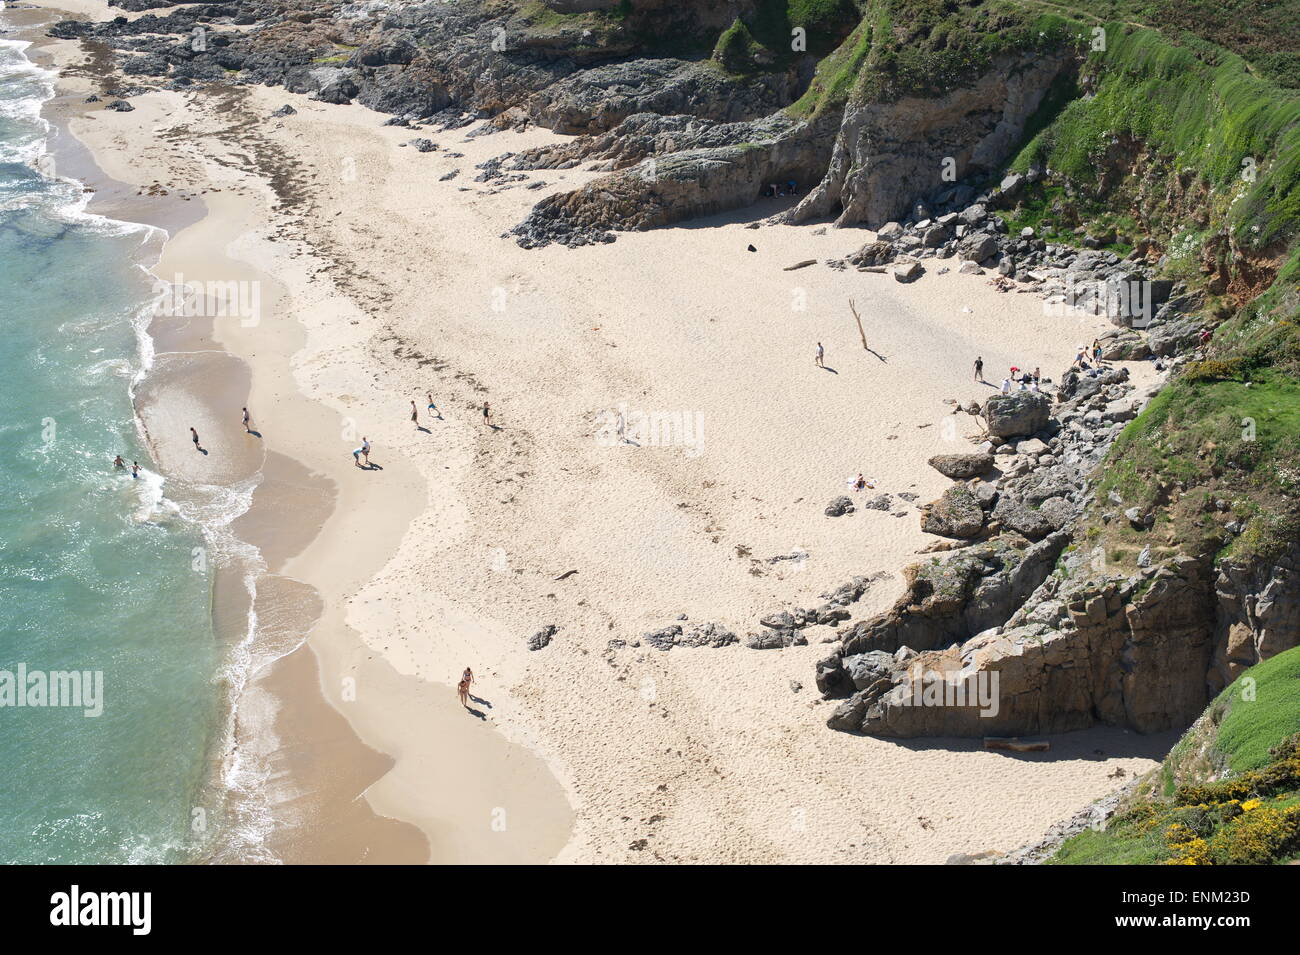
[921,484,986,539]
[958,233,999,263]
[991,495,1057,541]
[929,452,994,479]
[984,390,1051,438]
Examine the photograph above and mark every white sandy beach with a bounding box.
[30,0,1176,864]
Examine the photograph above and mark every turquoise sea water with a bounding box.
[0,35,223,863]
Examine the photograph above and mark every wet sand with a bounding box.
[25,2,575,864]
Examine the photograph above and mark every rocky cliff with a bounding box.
[790,50,1072,228]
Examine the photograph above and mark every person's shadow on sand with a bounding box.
[821,365,839,374]
[470,694,492,709]
[361,462,384,471]
[463,705,487,720]
[866,347,888,363]
[246,430,263,439]
[417,425,431,434]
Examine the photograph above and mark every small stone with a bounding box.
[527,624,558,651]
[825,496,855,517]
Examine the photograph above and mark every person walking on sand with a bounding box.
[426,392,440,419]
[482,402,493,428]
[113,454,125,470]
[974,356,984,382]
[242,407,252,433]
[190,427,203,452]
[815,342,825,368]
[462,667,473,696]
[410,400,419,428]
[457,674,470,708]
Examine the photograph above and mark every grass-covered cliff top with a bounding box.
[1050,647,1300,864]
[994,16,1300,570]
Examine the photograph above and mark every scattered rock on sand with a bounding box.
[527,625,558,650]
[643,622,737,650]
[825,495,855,517]
[892,260,924,283]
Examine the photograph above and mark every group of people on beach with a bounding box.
[764,179,799,198]
[406,393,494,431]
[1075,339,1106,371]
[111,405,256,476]
[974,356,1044,393]
[113,395,486,711]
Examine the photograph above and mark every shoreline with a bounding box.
[16,0,1180,865]
[21,1,574,864]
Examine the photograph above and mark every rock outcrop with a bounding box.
[919,484,985,539]
[509,114,836,247]
[790,52,1074,228]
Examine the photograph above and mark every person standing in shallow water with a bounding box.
[113,454,125,470]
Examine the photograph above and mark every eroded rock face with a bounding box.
[837,556,1219,738]
[510,115,836,247]
[827,534,1069,667]
[789,52,1073,228]
[1208,544,1300,693]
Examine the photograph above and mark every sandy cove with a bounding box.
[31,0,1179,864]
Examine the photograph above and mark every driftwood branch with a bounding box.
[849,298,868,351]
